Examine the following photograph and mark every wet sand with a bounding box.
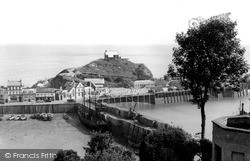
[0,113,91,157]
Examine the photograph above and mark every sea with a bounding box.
[0,44,175,87]
[1,44,250,140]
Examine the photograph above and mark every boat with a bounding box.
[78,109,108,132]
[7,114,15,121]
[20,114,27,121]
[0,114,3,121]
[15,115,21,121]
[63,114,69,120]
[47,113,53,121]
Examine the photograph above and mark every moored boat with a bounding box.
[20,114,27,121]
[47,113,53,121]
[0,114,3,121]
[7,114,15,121]
[78,110,108,132]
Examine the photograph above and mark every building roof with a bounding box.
[213,115,250,133]
[104,50,119,57]
[7,80,22,86]
[134,80,155,84]
[36,88,56,93]
[84,78,105,85]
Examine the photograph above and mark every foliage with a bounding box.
[54,149,82,161]
[83,131,136,161]
[84,131,113,154]
[199,139,212,161]
[139,126,199,161]
[167,64,177,78]
[55,131,136,161]
[169,13,248,139]
[83,146,136,161]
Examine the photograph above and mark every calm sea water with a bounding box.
[0,44,174,87]
[136,95,250,140]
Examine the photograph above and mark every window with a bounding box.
[214,144,222,161]
[231,151,245,161]
[78,93,80,96]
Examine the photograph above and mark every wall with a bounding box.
[83,103,170,145]
[97,94,155,104]
[212,123,250,161]
[0,103,77,114]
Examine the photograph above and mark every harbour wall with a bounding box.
[80,103,169,145]
[98,86,248,106]
[0,103,77,114]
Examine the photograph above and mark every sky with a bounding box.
[0,0,249,45]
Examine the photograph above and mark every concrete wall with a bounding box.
[79,103,170,144]
[212,123,250,161]
[0,103,77,114]
[97,94,155,104]
[100,103,135,119]
[96,103,169,143]
[98,85,248,106]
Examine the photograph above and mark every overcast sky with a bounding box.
[0,0,249,45]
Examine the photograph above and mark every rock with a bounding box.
[33,57,153,88]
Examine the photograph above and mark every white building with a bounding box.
[36,88,56,101]
[84,78,105,88]
[134,80,155,89]
[104,50,121,59]
[59,82,95,101]
[7,80,23,101]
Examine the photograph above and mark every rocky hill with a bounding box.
[32,58,153,89]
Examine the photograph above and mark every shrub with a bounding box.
[55,131,136,161]
[200,139,212,161]
[83,146,136,161]
[54,149,82,161]
[83,131,136,161]
[84,131,113,154]
[139,126,199,161]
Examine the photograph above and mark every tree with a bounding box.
[169,13,248,141]
[139,126,199,161]
[167,64,177,78]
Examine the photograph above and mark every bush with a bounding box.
[84,131,113,154]
[139,126,199,161]
[83,146,136,161]
[83,131,136,161]
[55,131,136,161]
[54,149,82,161]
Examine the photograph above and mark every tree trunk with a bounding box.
[200,102,206,140]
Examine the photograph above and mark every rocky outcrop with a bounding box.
[33,58,153,88]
